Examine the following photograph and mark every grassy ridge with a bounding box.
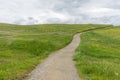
[74,27,120,80]
[0,24,108,80]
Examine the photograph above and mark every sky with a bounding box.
[0,0,120,25]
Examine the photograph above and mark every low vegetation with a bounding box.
[0,24,108,80]
[74,27,120,80]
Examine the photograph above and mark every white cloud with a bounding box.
[78,7,120,17]
[0,0,120,25]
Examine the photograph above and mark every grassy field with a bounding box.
[0,24,108,80]
[74,27,120,80]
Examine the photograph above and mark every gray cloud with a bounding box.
[0,0,120,25]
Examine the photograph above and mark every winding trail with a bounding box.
[27,33,81,80]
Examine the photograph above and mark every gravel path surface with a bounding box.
[27,33,81,80]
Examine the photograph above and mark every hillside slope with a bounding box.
[74,27,120,80]
[0,24,109,80]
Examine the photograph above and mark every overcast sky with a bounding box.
[0,0,120,25]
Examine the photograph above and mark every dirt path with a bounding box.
[27,33,81,80]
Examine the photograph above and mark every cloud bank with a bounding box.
[0,0,120,25]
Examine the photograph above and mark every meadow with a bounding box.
[74,27,120,80]
[0,24,108,80]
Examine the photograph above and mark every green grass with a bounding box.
[74,27,120,80]
[0,24,109,80]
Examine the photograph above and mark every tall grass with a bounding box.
[74,27,120,80]
[0,24,109,80]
